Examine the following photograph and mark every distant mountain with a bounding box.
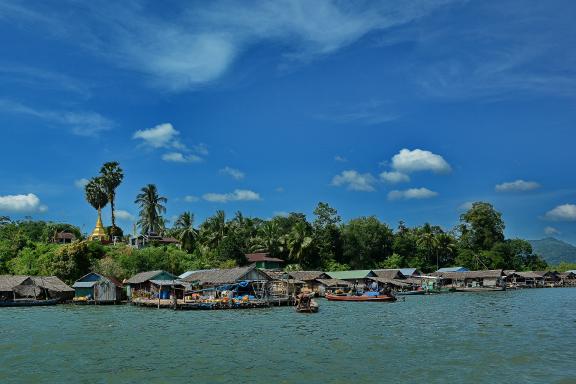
[528,237,576,265]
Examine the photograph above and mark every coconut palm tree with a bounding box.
[200,210,227,248]
[135,184,167,235]
[250,221,283,255]
[99,161,124,233]
[416,224,440,270]
[173,212,197,252]
[286,221,313,265]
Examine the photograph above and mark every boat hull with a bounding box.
[451,287,505,292]
[396,290,426,296]
[0,299,60,307]
[325,294,396,302]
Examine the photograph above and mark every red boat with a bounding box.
[325,294,396,302]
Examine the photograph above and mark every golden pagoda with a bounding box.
[88,208,108,241]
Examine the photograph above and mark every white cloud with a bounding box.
[273,211,289,217]
[391,148,451,174]
[275,187,285,193]
[161,152,202,163]
[334,156,348,162]
[193,143,209,156]
[545,204,576,221]
[0,193,47,213]
[133,123,181,149]
[203,189,261,203]
[0,2,455,91]
[544,226,560,236]
[459,201,474,211]
[495,179,541,192]
[183,195,200,203]
[220,166,245,180]
[0,99,113,137]
[115,210,135,221]
[380,171,410,184]
[74,178,89,189]
[331,170,376,192]
[388,188,438,201]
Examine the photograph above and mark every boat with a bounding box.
[450,286,505,292]
[294,293,319,313]
[325,293,396,302]
[395,290,426,296]
[0,298,60,307]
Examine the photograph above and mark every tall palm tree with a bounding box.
[174,212,197,252]
[200,210,227,248]
[416,224,440,270]
[135,184,167,235]
[85,177,109,213]
[286,221,313,264]
[100,161,124,233]
[251,221,283,255]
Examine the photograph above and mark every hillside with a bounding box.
[528,237,576,265]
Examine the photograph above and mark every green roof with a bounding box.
[326,270,375,280]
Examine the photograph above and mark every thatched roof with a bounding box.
[31,276,74,292]
[287,271,328,281]
[511,271,542,279]
[126,270,176,284]
[182,265,270,285]
[245,253,285,263]
[0,275,30,291]
[368,277,411,287]
[373,270,406,280]
[316,279,352,287]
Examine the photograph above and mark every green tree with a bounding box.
[135,184,167,235]
[99,162,124,235]
[199,210,227,249]
[312,202,342,268]
[286,221,313,266]
[173,212,197,253]
[84,177,109,220]
[341,216,393,268]
[459,202,505,251]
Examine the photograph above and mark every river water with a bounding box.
[1,288,575,383]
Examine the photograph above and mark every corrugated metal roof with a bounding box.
[149,280,185,286]
[326,270,375,280]
[72,281,97,288]
[436,267,469,272]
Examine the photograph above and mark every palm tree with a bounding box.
[100,161,124,233]
[416,224,440,270]
[286,221,313,264]
[85,177,109,212]
[251,221,283,255]
[200,210,227,248]
[173,212,197,252]
[135,184,167,235]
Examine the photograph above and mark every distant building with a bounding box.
[436,266,469,273]
[245,253,285,269]
[52,231,76,244]
[0,275,74,302]
[129,233,180,249]
[326,270,376,282]
[125,270,178,299]
[72,272,123,303]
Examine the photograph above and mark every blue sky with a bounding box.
[0,0,575,242]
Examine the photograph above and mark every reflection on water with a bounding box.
[1,288,575,383]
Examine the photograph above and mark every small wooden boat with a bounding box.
[295,293,319,313]
[451,286,505,292]
[325,294,396,302]
[0,298,60,307]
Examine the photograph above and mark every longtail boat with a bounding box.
[0,298,60,307]
[325,294,396,302]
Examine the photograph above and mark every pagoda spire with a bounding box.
[88,207,108,241]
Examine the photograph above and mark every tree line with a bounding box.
[0,161,551,283]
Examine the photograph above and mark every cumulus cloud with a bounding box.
[115,210,135,221]
[220,166,245,180]
[544,226,560,236]
[495,179,541,192]
[459,201,474,211]
[380,171,410,184]
[203,189,261,203]
[133,123,181,149]
[331,170,376,192]
[388,188,438,201]
[334,156,348,163]
[161,152,202,163]
[0,193,47,213]
[74,178,89,189]
[545,204,576,221]
[183,195,200,203]
[0,99,113,137]
[391,148,451,174]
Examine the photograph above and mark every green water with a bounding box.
[1,288,575,384]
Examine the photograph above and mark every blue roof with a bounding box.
[399,268,419,276]
[436,267,469,272]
